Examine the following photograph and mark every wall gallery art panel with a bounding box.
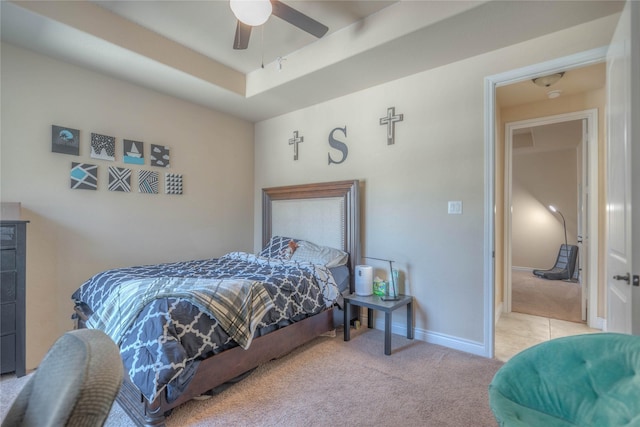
[90,133,116,161]
[70,162,98,190]
[52,125,80,155]
[165,173,183,195]
[123,139,144,165]
[150,144,170,167]
[139,170,159,194]
[108,166,131,192]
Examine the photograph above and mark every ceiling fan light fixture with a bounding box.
[547,89,562,99]
[230,0,272,26]
[532,72,565,88]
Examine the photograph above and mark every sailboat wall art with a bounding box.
[124,139,144,165]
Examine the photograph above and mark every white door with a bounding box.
[606,1,638,334]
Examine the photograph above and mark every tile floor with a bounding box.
[494,311,600,362]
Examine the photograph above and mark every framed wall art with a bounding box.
[108,166,131,192]
[139,170,159,194]
[165,173,183,195]
[150,144,170,167]
[90,133,116,161]
[52,125,80,155]
[70,162,98,190]
[123,139,144,165]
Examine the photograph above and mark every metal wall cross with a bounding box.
[379,107,404,145]
[288,130,304,160]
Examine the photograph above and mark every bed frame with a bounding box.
[115,180,361,426]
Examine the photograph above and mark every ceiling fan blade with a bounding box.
[233,21,252,50]
[271,0,328,39]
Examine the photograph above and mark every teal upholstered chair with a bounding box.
[489,333,640,427]
[2,329,123,427]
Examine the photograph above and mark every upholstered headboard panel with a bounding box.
[262,180,360,293]
[271,197,345,250]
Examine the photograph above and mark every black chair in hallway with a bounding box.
[532,244,578,281]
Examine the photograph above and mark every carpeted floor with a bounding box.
[1,328,503,426]
[511,269,583,323]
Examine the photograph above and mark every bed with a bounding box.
[71,180,361,427]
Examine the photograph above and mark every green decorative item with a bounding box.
[364,256,399,301]
[373,279,386,297]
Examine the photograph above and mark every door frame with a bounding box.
[503,109,599,328]
[483,46,607,357]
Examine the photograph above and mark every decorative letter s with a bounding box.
[328,126,348,165]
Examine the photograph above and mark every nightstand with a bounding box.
[343,293,413,355]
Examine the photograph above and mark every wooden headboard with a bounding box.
[262,180,361,293]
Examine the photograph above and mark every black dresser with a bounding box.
[1,220,28,377]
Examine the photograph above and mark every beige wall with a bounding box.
[0,43,255,369]
[500,88,607,317]
[0,12,618,366]
[512,148,578,269]
[254,16,618,352]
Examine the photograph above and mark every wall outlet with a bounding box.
[448,201,462,214]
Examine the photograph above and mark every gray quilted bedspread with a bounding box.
[72,252,340,402]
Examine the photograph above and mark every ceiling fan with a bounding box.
[230,0,329,50]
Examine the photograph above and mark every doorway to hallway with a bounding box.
[484,46,609,359]
[502,108,600,328]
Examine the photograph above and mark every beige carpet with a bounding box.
[2,328,503,427]
[511,269,583,323]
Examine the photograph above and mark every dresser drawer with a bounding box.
[1,302,16,334]
[0,220,26,377]
[0,334,16,374]
[1,249,16,272]
[0,226,16,248]
[0,272,16,303]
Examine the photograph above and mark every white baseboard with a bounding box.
[361,314,488,357]
[361,313,605,358]
[592,316,605,330]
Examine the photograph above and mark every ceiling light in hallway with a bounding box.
[532,72,565,87]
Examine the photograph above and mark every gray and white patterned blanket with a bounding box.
[72,252,340,402]
[86,277,274,350]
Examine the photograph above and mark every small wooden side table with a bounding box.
[343,293,414,355]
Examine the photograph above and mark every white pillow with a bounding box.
[290,240,349,268]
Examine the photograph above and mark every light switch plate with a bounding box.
[448,201,462,214]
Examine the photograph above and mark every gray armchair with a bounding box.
[2,329,123,427]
